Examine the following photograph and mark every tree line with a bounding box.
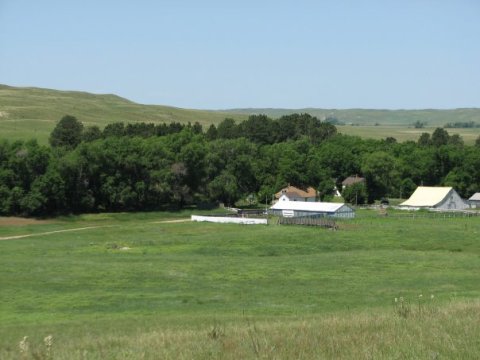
[1,114,479,216]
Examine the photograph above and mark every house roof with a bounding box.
[400,186,453,207]
[271,201,348,213]
[342,176,365,186]
[275,186,316,199]
[469,193,480,201]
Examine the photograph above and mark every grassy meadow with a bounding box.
[2,84,480,144]
[337,124,480,144]
[1,209,479,358]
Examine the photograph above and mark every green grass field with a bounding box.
[338,124,480,144]
[1,209,479,358]
[2,84,480,144]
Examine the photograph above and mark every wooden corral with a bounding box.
[278,216,338,229]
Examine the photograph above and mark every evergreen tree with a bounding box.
[49,115,84,149]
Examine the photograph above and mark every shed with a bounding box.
[468,193,480,208]
[270,201,355,218]
[400,186,469,210]
[342,175,365,190]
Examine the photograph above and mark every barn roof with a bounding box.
[271,201,349,213]
[400,186,453,207]
[469,192,480,201]
[275,186,316,199]
[342,175,365,186]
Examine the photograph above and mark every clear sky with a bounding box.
[0,0,479,109]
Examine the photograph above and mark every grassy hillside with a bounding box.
[1,84,479,144]
[0,84,247,143]
[0,209,479,358]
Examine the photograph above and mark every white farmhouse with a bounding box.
[275,185,317,202]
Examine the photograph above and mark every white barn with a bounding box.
[400,186,469,210]
[270,200,355,218]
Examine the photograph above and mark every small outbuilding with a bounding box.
[342,175,365,190]
[400,186,469,210]
[270,200,355,218]
[468,193,480,208]
[275,185,317,202]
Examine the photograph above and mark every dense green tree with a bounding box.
[103,122,125,137]
[317,177,336,201]
[399,178,417,199]
[448,134,464,147]
[362,151,397,202]
[342,182,368,205]
[178,140,207,191]
[0,184,11,214]
[443,169,473,198]
[207,171,239,206]
[191,122,203,134]
[49,115,84,149]
[431,128,450,147]
[125,122,156,138]
[238,115,274,145]
[417,133,431,146]
[3,113,480,216]
[216,118,238,139]
[82,125,102,142]
[205,124,218,140]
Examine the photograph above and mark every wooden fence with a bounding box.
[278,216,338,229]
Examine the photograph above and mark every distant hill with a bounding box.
[0,84,247,143]
[1,84,479,144]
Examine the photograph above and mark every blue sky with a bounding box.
[0,0,479,109]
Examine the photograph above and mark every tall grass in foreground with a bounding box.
[4,300,479,360]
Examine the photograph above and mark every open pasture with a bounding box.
[337,124,480,144]
[0,210,479,358]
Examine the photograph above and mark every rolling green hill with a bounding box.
[0,84,247,143]
[1,84,479,144]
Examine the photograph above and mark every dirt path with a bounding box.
[0,226,113,241]
[149,219,190,224]
[0,218,191,241]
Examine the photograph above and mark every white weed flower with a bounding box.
[44,335,53,347]
[419,294,423,298]
[394,297,398,303]
[431,294,434,299]
[19,336,29,354]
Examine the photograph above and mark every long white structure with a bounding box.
[270,201,355,218]
[400,186,469,210]
[191,215,267,225]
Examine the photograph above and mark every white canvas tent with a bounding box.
[400,186,469,210]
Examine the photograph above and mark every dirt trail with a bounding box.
[149,219,190,224]
[0,226,112,241]
[0,218,191,241]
